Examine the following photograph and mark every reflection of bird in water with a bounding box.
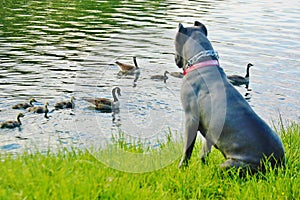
[0,113,24,129]
[151,71,169,83]
[244,92,251,100]
[12,98,37,109]
[227,63,253,89]
[27,102,49,118]
[84,87,121,112]
[170,71,183,78]
[54,96,76,110]
[116,57,139,75]
[112,108,121,127]
[133,70,141,87]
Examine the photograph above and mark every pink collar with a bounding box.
[183,60,219,75]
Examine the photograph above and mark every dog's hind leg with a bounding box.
[179,116,199,168]
[201,138,213,163]
[220,159,258,173]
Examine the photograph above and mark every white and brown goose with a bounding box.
[12,98,37,109]
[27,102,49,118]
[84,87,121,112]
[116,57,139,75]
[0,113,24,129]
[54,96,76,110]
[227,63,253,87]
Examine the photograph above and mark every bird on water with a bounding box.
[54,96,76,110]
[27,102,49,118]
[227,63,253,89]
[84,87,121,112]
[12,98,37,109]
[150,70,169,83]
[0,113,25,129]
[116,57,139,75]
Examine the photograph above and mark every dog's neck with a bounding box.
[186,50,219,68]
[183,60,219,75]
[183,50,219,75]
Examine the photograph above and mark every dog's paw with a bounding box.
[178,159,189,169]
[201,156,208,164]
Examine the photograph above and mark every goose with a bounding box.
[170,71,184,78]
[27,102,49,118]
[84,87,121,112]
[227,63,253,87]
[150,71,169,83]
[54,96,76,110]
[12,98,37,109]
[0,113,24,129]
[116,57,139,75]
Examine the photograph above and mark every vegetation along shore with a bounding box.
[0,121,299,199]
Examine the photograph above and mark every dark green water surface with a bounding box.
[0,0,299,153]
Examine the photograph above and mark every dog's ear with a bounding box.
[194,21,208,36]
[178,23,186,33]
[194,21,203,26]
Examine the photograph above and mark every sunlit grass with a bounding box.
[0,122,299,199]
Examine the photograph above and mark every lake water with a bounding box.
[0,0,299,154]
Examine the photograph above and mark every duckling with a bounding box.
[227,63,253,87]
[12,98,37,109]
[170,71,183,78]
[54,96,75,110]
[84,87,121,112]
[27,102,49,118]
[151,71,169,83]
[0,113,24,129]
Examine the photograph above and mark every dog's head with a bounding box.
[175,21,214,68]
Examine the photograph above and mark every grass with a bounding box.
[0,122,299,199]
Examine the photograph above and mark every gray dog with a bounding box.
[175,21,285,172]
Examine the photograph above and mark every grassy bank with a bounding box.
[0,122,299,199]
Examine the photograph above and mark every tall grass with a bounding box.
[0,122,299,199]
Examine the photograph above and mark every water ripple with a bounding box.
[0,0,299,153]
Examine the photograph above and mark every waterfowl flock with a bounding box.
[0,88,122,129]
[0,57,254,130]
[1,98,74,129]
